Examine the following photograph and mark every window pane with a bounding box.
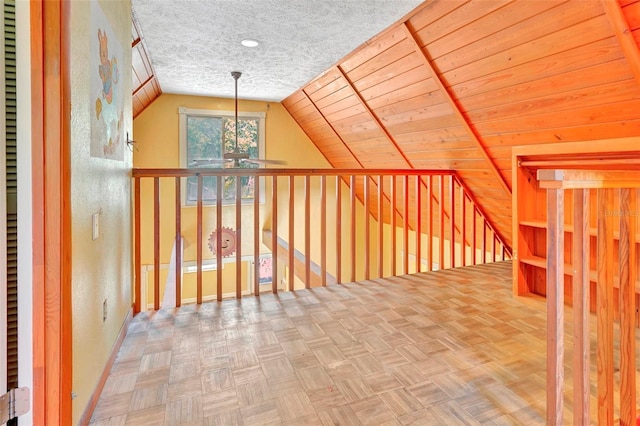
[224,118,258,157]
[187,116,223,162]
[185,113,261,204]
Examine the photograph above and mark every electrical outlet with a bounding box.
[92,213,99,240]
[103,299,107,322]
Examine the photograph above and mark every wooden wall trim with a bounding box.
[30,1,72,424]
[400,22,513,196]
[603,0,640,90]
[78,309,133,426]
[335,66,415,168]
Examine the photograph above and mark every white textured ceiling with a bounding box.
[132,0,424,101]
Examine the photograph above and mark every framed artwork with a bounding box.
[90,0,124,161]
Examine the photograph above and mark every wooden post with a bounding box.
[378,175,384,278]
[175,177,182,306]
[597,188,614,426]
[460,186,466,266]
[546,188,564,426]
[416,175,422,273]
[320,175,327,286]
[391,176,397,275]
[153,177,160,310]
[289,176,295,291]
[364,176,370,280]
[336,176,342,283]
[272,176,278,293]
[428,175,432,271]
[305,176,311,288]
[439,176,444,269]
[216,177,223,301]
[619,188,636,426]
[572,189,590,425]
[235,176,242,299]
[403,175,409,274]
[350,175,356,282]
[254,176,260,295]
[450,176,455,268]
[134,177,141,313]
[197,175,203,303]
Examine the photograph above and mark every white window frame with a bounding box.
[178,106,266,206]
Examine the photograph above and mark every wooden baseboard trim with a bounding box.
[78,307,133,426]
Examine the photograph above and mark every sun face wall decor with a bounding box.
[208,227,237,257]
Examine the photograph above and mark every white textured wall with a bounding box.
[70,1,133,423]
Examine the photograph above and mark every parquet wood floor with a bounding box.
[90,261,619,425]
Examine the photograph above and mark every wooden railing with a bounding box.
[538,169,640,426]
[132,168,510,313]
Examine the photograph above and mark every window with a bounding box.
[179,107,265,205]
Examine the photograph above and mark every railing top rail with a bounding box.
[538,169,640,190]
[132,168,456,178]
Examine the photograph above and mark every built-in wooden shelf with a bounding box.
[519,220,639,240]
[519,255,640,291]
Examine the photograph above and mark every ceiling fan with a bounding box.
[189,71,286,168]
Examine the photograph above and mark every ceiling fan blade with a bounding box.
[240,158,287,166]
[189,158,231,167]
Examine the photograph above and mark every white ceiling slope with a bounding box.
[132,0,424,101]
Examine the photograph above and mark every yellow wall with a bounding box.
[70,0,133,423]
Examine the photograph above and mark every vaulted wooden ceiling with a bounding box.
[282,0,640,250]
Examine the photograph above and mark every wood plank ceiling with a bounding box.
[132,11,161,118]
[283,0,640,250]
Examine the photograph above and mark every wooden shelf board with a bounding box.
[519,220,639,240]
[519,256,640,291]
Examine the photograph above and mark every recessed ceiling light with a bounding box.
[241,39,259,48]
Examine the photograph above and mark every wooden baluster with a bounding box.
[350,175,356,282]
[492,230,496,263]
[460,186,466,267]
[427,175,432,271]
[378,175,384,278]
[305,176,311,288]
[546,188,564,426]
[450,175,455,268]
[482,220,487,264]
[320,175,327,286]
[272,176,278,293]
[336,176,342,284]
[619,188,636,426]
[236,176,242,299]
[597,188,614,426]
[289,176,295,291]
[216,177,223,301]
[439,176,444,270]
[391,175,397,275]
[175,177,182,307]
[472,208,477,265]
[415,175,422,273]
[134,177,141,313]
[197,175,203,304]
[573,189,590,425]
[364,176,370,280]
[254,176,260,296]
[153,177,160,310]
[403,175,409,274]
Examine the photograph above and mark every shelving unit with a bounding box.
[512,139,640,314]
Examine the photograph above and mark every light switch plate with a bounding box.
[92,213,99,240]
